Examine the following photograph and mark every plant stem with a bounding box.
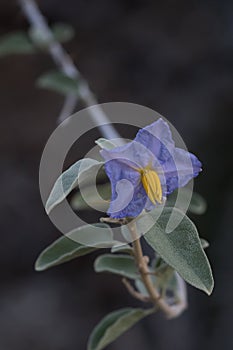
[128,221,185,318]
[57,94,78,124]
[19,0,120,139]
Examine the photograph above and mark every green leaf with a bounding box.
[141,208,214,295]
[135,276,156,297]
[29,23,74,49]
[135,270,186,308]
[201,238,209,249]
[46,158,103,214]
[87,307,154,350]
[166,271,179,293]
[189,192,207,214]
[111,243,133,255]
[135,279,150,297]
[0,31,35,56]
[28,27,51,49]
[95,138,118,150]
[52,23,75,43]
[35,223,114,271]
[37,70,79,95]
[71,183,111,212]
[166,188,207,215]
[155,265,174,293]
[135,263,173,298]
[166,272,187,305]
[94,254,139,279]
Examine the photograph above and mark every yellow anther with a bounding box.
[140,167,162,204]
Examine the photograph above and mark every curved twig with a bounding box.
[19,0,120,139]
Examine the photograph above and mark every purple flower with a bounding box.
[100,118,202,218]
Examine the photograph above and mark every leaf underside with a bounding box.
[87,307,154,350]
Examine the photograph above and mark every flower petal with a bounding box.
[103,159,148,218]
[100,118,202,217]
[135,118,175,163]
[100,140,155,169]
[162,148,202,194]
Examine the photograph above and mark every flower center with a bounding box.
[139,167,162,205]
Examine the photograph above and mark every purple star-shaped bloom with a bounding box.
[100,118,202,218]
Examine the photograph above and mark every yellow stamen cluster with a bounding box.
[139,166,162,205]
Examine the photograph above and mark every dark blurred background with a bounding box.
[0,0,232,349]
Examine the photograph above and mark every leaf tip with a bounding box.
[206,279,214,296]
[34,260,43,272]
[34,254,48,272]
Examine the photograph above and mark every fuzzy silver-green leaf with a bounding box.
[94,254,139,279]
[141,208,214,295]
[35,223,113,271]
[46,158,103,214]
[87,307,154,350]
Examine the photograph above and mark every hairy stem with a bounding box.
[128,221,186,318]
